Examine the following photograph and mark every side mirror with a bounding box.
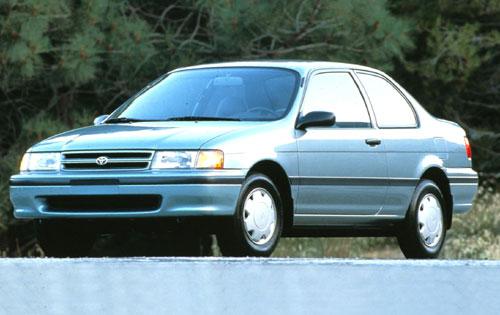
[296,111,336,130]
[93,114,109,125]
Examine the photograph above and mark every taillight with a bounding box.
[464,137,472,160]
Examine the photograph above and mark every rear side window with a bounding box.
[358,73,417,128]
[301,72,371,128]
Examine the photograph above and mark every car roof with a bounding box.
[171,60,385,76]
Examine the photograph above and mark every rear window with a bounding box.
[358,73,417,128]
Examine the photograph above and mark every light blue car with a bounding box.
[10,61,478,258]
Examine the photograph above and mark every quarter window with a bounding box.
[301,72,371,128]
[358,73,417,128]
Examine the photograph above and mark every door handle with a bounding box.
[365,138,382,146]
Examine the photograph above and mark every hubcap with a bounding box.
[417,193,443,248]
[243,188,277,245]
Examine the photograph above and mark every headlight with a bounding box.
[151,150,224,169]
[151,151,197,169]
[20,152,61,171]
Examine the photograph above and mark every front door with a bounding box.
[295,71,388,218]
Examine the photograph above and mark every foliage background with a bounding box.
[0,0,498,257]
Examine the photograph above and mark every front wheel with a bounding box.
[397,180,447,259]
[217,173,283,257]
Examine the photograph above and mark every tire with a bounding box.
[217,173,283,257]
[35,220,96,257]
[397,180,447,259]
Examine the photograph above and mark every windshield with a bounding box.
[110,67,300,122]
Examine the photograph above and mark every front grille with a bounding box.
[62,150,154,170]
[44,195,162,212]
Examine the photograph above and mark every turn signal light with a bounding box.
[196,150,224,169]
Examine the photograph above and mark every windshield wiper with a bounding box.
[105,117,149,124]
[106,116,241,123]
[164,116,241,121]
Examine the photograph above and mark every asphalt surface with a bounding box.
[0,258,498,315]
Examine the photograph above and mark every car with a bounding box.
[9,61,478,258]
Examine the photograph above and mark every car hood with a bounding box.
[29,122,249,152]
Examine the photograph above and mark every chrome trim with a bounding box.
[61,150,154,171]
[62,158,152,164]
[61,150,155,155]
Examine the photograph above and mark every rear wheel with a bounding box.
[217,173,283,257]
[35,220,96,258]
[397,180,446,259]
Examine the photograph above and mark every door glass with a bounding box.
[358,73,417,128]
[301,72,371,128]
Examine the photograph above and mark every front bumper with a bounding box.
[10,170,245,219]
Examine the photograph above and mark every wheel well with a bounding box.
[421,167,453,229]
[248,161,293,234]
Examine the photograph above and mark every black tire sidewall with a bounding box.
[406,180,446,257]
[222,173,283,256]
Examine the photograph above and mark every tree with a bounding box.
[390,0,500,177]
[0,0,430,255]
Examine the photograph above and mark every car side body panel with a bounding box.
[379,128,437,217]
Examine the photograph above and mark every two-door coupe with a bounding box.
[10,61,478,258]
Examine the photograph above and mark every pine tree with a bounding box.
[390,0,500,176]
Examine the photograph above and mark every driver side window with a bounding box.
[302,72,371,128]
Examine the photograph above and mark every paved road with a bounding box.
[0,258,498,314]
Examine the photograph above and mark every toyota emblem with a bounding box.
[96,156,109,166]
